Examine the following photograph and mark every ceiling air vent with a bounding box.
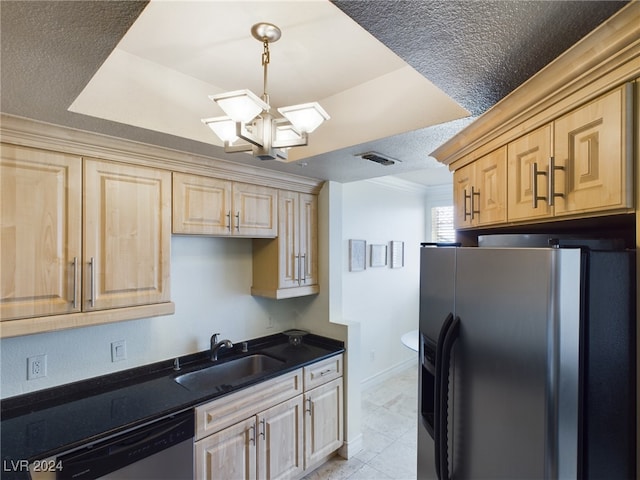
[357,152,399,166]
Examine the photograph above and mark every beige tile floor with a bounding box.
[303,363,418,480]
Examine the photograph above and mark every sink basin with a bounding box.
[175,354,285,391]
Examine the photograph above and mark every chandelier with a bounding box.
[202,23,330,161]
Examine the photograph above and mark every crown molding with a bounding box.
[0,114,324,194]
[365,176,433,194]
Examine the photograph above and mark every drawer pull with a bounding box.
[320,369,332,376]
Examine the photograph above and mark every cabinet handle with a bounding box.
[249,424,255,445]
[259,419,266,439]
[532,162,547,209]
[293,255,299,283]
[226,211,231,232]
[301,254,306,284]
[235,212,240,232]
[306,398,312,415]
[471,186,480,220]
[320,368,332,376]
[89,257,96,307]
[547,156,565,207]
[463,189,471,220]
[72,257,78,309]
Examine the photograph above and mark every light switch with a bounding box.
[111,340,127,362]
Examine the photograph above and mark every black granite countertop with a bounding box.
[0,333,344,480]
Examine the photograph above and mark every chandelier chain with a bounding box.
[261,39,270,103]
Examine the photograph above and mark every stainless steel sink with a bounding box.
[175,354,284,391]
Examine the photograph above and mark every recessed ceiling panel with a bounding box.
[68,0,469,161]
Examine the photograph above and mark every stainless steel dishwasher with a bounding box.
[31,410,194,480]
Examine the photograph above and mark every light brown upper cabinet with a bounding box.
[553,84,633,216]
[508,85,633,222]
[252,191,318,299]
[453,146,507,229]
[172,172,277,237]
[1,144,82,320]
[507,125,554,222]
[84,158,171,311]
[1,144,172,335]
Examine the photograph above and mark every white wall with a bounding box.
[341,179,426,385]
[0,236,306,398]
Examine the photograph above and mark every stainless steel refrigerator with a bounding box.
[417,235,635,480]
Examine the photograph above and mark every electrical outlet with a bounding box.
[111,340,127,362]
[27,354,47,380]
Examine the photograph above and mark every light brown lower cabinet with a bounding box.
[304,378,344,469]
[195,396,304,480]
[194,355,344,480]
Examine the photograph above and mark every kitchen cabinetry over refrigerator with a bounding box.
[453,147,506,229]
[508,84,633,223]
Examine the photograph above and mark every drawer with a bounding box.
[195,368,302,440]
[303,354,343,391]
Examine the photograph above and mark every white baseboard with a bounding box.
[337,433,363,459]
[361,357,418,392]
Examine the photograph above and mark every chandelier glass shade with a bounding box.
[201,23,329,161]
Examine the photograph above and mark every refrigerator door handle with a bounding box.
[435,314,460,480]
[434,313,454,480]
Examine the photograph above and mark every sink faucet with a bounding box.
[210,333,233,361]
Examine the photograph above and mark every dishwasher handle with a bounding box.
[57,410,194,480]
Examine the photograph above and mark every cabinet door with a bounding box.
[474,146,507,226]
[195,417,257,480]
[554,85,633,215]
[1,145,82,320]
[304,378,343,469]
[257,396,304,480]
[251,191,319,299]
[277,190,299,289]
[173,173,232,235]
[507,125,553,221]
[299,193,318,287]
[233,183,277,237]
[453,163,474,229]
[83,159,171,310]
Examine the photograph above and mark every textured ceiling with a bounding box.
[0,0,629,187]
[333,1,629,116]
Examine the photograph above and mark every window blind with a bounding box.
[431,206,455,242]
